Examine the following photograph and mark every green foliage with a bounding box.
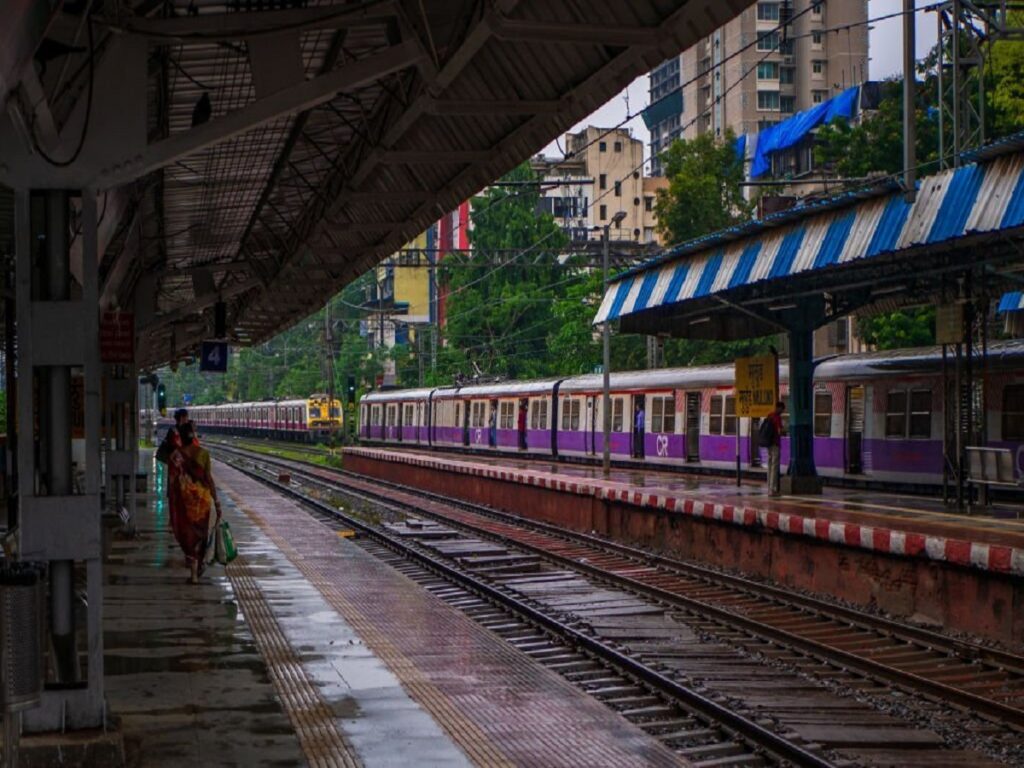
[815,78,940,178]
[654,130,752,246]
[988,16,1024,136]
[436,163,571,380]
[856,307,935,350]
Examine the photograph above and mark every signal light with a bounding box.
[346,375,356,404]
[156,383,167,416]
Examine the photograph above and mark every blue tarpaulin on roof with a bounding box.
[642,88,683,130]
[748,86,860,178]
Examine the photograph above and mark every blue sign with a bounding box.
[199,341,228,373]
[182,393,193,405]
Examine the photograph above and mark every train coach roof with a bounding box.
[815,338,1024,378]
[561,364,747,393]
[444,380,557,398]
[361,388,438,404]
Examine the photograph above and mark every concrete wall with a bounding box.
[346,452,1024,648]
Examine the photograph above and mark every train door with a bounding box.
[462,401,470,446]
[518,398,528,450]
[749,417,762,466]
[846,385,865,474]
[416,403,423,444]
[685,392,701,461]
[396,402,403,442]
[632,394,646,458]
[586,396,597,455]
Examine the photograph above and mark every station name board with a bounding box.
[735,354,778,418]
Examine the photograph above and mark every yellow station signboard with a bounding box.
[735,354,779,418]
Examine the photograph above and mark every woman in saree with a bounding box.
[168,422,222,583]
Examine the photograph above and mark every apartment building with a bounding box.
[648,0,868,173]
[532,126,665,244]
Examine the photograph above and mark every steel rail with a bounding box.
[212,443,1024,731]
[225,452,836,768]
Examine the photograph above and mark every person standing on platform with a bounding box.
[168,422,222,584]
[760,401,786,497]
[633,402,645,458]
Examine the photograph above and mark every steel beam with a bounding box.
[424,99,563,115]
[100,40,426,187]
[491,17,660,46]
[99,1,400,40]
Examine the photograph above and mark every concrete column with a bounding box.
[782,299,823,495]
[43,192,78,682]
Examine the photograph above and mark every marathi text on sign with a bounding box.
[735,354,779,418]
[99,311,134,363]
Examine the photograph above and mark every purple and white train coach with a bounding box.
[358,341,1024,487]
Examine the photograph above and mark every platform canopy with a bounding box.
[594,136,1024,340]
[0,0,756,368]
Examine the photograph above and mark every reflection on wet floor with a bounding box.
[104,462,306,768]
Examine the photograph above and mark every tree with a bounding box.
[856,307,935,350]
[438,163,570,380]
[815,78,940,179]
[654,130,752,246]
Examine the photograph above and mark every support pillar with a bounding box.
[14,188,105,732]
[781,300,823,495]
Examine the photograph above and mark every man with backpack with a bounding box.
[758,401,786,497]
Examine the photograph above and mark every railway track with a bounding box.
[216,443,1024,765]
[222,453,833,768]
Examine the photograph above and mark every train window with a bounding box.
[651,396,675,433]
[404,404,415,425]
[723,395,736,436]
[570,400,581,430]
[885,391,907,437]
[529,400,548,430]
[709,395,724,435]
[1002,384,1024,440]
[814,391,832,437]
[909,389,932,439]
[499,402,515,429]
[612,398,625,432]
[471,402,486,428]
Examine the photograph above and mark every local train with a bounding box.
[189,394,344,442]
[357,341,1024,488]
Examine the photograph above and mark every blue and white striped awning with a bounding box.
[998,291,1024,313]
[594,150,1024,325]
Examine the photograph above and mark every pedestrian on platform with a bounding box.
[168,422,222,584]
[759,401,786,497]
[155,408,190,464]
[633,402,645,458]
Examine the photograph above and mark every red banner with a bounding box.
[100,311,134,363]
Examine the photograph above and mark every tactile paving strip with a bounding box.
[227,554,363,768]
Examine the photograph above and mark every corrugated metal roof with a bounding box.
[595,148,1024,325]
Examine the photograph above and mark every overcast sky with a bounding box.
[542,0,939,163]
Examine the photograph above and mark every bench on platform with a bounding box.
[966,446,1020,514]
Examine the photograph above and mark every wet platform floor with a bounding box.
[104,454,683,767]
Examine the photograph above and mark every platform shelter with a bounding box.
[594,135,1024,493]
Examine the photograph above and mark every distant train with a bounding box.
[189,394,344,442]
[357,341,1024,488]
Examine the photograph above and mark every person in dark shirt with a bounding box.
[765,401,785,496]
[156,408,190,464]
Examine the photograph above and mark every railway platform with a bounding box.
[99,452,683,767]
[343,447,1024,647]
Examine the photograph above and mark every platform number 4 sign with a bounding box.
[200,340,229,373]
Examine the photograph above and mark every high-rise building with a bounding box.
[647,0,868,173]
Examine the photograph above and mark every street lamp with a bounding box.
[602,210,627,476]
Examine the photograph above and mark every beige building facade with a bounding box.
[532,126,665,244]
